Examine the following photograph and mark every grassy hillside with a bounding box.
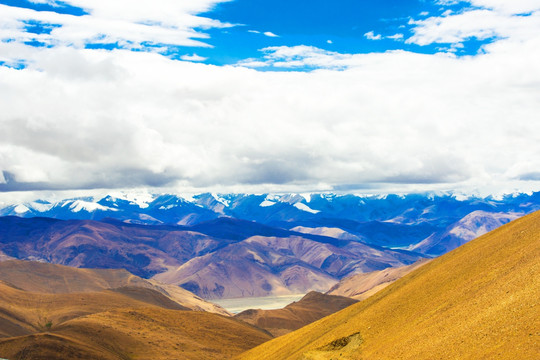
[238,210,540,360]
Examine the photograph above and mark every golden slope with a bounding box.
[56,308,272,360]
[0,304,271,360]
[238,210,540,360]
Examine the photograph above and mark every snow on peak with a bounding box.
[265,194,281,202]
[293,202,320,214]
[277,194,305,205]
[260,200,277,207]
[159,204,176,210]
[14,204,30,214]
[13,201,53,214]
[211,193,230,207]
[69,200,117,213]
[300,193,312,203]
[179,194,196,202]
[28,201,53,212]
[105,191,154,209]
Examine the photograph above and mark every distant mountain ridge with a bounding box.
[326,259,431,300]
[0,216,422,299]
[1,192,538,299]
[2,192,539,256]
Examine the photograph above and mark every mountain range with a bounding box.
[238,209,540,360]
[0,204,537,359]
[1,191,538,298]
[0,216,421,299]
[1,192,538,257]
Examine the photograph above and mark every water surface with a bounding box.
[212,294,306,314]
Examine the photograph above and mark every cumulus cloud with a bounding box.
[238,45,358,69]
[0,0,233,53]
[364,31,382,40]
[408,1,540,46]
[469,0,540,14]
[0,0,539,195]
[180,53,207,62]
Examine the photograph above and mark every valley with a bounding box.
[2,0,538,358]
[0,194,538,359]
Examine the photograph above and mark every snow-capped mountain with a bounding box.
[1,191,539,256]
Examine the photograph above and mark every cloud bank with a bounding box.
[0,0,539,196]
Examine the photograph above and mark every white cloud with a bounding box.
[0,0,539,195]
[0,0,233,53]
[436,0,462,5]
[1,30,539,194]
[249,30,279,37]
[364,31,403,42]
[387,33,404,40]
[469,0,540,14]
[263,31,279,37]
[364,31,382,40]
[180,53,207,62]
[407,1,540,46]
[238,45,357,69]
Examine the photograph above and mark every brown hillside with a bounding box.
[326,259,431,300]
[0,260,150,293]
[55,308,271,360]
[238,210,540,360]
[235,291,357,336]
[0,280,187,333]
[0,279,271,359]
[0,262,271,359]
[0,260,229,315]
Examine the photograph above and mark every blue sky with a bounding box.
[0,0,498,67]
[198,0,469,64]
[0,0,539,199]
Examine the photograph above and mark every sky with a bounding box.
[0,0,539,201]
